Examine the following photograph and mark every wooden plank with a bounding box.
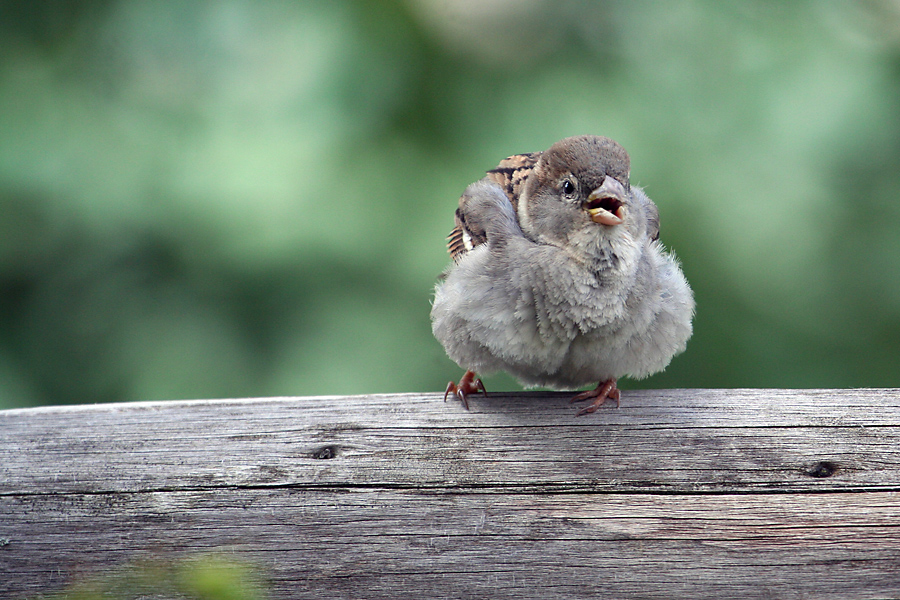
[2,389,900,599]
[2,389,899,495]
[3,489,900,599]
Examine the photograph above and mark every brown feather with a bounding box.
[485,151,541,208]
[447,151,541,262]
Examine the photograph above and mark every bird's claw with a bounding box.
[570,378,620,416]
[444,370,487,410]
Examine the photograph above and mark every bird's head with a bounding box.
[518,135,659,268]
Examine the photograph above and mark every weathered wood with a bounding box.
[2,389,900,599]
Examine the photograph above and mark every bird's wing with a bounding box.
[447,151,540,262]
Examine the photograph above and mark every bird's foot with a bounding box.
[444,370,487,410]
[570,378,620,416]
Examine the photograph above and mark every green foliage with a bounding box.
[39,554,265,600]
[2,1,900,408]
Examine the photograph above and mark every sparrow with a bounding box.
[430,135,695,415]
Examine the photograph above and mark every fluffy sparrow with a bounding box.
[431,135,695,415]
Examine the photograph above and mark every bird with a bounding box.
[430,135,695,416]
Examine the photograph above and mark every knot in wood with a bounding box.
[312,445,338,460]
[805,460,838,478]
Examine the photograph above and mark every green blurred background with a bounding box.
[2,0,899,410]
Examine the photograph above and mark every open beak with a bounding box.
[586,178,626,226]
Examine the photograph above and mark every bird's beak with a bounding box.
[586,178,626,226]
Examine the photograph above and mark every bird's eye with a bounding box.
[561,179,577,197]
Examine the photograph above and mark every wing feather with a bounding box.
[447,151,540,262]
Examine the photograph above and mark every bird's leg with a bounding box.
[570,378,620,416]
[444,370,487,410]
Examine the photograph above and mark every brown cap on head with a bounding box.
[541,135,630,189]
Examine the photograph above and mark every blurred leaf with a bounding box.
[40,554,265,600]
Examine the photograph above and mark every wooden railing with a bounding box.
[2,389,899,599]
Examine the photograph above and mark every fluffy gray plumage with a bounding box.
[431,135,695,414]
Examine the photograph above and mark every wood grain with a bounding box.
[2,389,900,599]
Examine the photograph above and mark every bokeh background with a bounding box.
[2,0,899,410]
